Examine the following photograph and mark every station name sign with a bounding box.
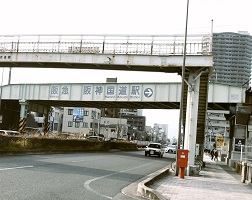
[49,84,157,102]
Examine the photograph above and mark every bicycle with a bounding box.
[194,159,204,171]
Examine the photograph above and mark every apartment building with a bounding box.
[210,31,252,87]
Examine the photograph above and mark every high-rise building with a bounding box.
[206,31,252,153]
[210,31,252,87]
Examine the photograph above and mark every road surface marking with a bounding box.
[84,161,158,199]
[0,166,34,171]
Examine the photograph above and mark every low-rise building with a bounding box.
[61,107,101,137]
[100,117,128,140]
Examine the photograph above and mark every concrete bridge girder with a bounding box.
[1,82,245,133]
[0,52,213,72]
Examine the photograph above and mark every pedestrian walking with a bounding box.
[210,149,214,160]
[214,149,218,161]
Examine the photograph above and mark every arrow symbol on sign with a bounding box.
[144,88,153,98]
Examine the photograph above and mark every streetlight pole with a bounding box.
[176,0,189,176]
[8,67,12,85]
[0,68,4,114]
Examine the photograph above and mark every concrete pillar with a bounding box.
[184,72,201,175]
[241,161,247,183]
[248,164,252,183]
[43,106,51,137]
[19,100,28,134]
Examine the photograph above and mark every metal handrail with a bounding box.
[0,34,212,56]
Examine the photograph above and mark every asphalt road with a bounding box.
[0,151,175,200]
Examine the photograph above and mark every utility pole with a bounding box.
[176,0,189,176]
[0,68,4,115]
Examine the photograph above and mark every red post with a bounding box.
[177,149,189,179]
[180,167,185,179]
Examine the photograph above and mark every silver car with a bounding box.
[145,143,164,157]
[0,130,20,136]
[165,145,177,154]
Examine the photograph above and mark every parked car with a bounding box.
[165,145,177,153]
[145,143,164,157]
[86,136,104,141]
[0,130,20,136]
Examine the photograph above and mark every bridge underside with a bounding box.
[0,61,183,73]
[22,100,231,111]
[1,99,233,138]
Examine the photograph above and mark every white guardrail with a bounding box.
[0,34,212,56]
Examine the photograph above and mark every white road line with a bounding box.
[0,166,34,171]
[72,160,86,163]
[84,161,158,199]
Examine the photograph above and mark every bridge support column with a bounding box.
[43,107,51,137]
[184,71,203,176]
[19,100,28,134]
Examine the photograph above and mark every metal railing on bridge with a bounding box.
[0,34,212,56]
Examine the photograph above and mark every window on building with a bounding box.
[68,121,73,127]
[91,111,96,119]
[84,110,89,116]
[54,123,58,131]
[75,122,80,128]
[83,122,88,128]
[55,112,60,121]
[68,109,73,115]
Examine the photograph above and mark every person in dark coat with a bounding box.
[210,149,214,160]
[214,149,218,161]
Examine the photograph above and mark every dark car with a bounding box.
[145,143,164,157]
[86,136,104,141]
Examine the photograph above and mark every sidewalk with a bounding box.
[149,155,252,200]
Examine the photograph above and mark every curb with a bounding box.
[137,166,170,200]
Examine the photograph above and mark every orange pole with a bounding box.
[180,167,185,179]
